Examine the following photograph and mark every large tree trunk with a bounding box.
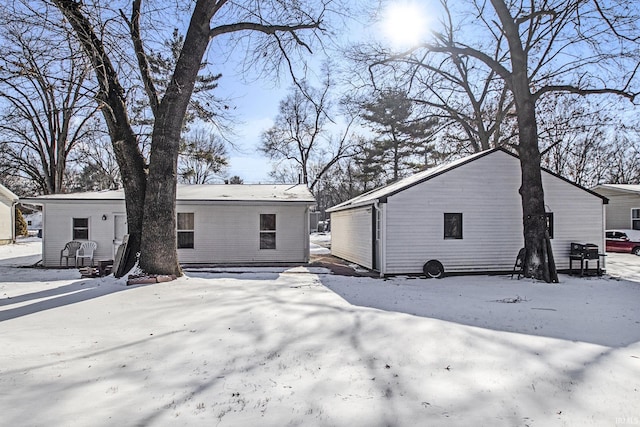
[491,0,558,282]
[53,0,147,276]
[138,1,216,276]
[516,110,556,282]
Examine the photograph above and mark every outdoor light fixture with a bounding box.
[102,214,107,221]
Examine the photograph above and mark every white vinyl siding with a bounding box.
[383,152,523,274]
[542,172,605,270]
[38,200,310,267]
[0,195,13,243]
[176,203,309,264]
[593,188,640,230]
[377,150,604,275]
[330,206,373,269]
[41,201,123,267]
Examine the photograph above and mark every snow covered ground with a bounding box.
[1,238,639,426]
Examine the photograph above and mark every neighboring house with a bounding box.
[592,184,640,230]
[23,210,43,234]
[327,148,608,276]
[21,184,315,267]
[0,183,19,245]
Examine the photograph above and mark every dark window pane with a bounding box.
[444,213,463,239]
[545,212,554,239]
[177,213,194,230]
[73,218,88,228]
[260,214,276,231]
[73,228,89,240]
[177,231,194,249]
[260,232,276,249]
[72,218,89,240]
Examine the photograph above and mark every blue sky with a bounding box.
[218,81,285,183]
[207,0,435,184]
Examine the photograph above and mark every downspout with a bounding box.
[374,200,384,278]
[304,205,310,263]
[11,200,17,243]
[602,202,607,272]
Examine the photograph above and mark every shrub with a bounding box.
[15,208,28,237]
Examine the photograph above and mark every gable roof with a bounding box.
[592,184,640,196]
[328,147,607,212]
[0,183,18,203]
[21,184,315,204]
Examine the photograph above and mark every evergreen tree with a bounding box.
[360,89,437,183]
[15,208,28,237]
[227,176,244,184]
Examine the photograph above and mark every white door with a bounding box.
[113,214,127,259]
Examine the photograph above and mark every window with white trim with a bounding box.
[260,214,276,249]
[177,213,195,249]
[72,218,89,240]
[632,209,640,230]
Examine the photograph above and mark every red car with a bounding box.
[605,229,640,255]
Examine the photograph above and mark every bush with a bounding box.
[15,208,28,237]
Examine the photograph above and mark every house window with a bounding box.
[72,218,89,240]
[260,214,276,249]
[546,212,554,239]
[177,213,194,249]
[444,213,463,239]
[632,209,640,230]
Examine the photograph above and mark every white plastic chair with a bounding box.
[76,241,97,267]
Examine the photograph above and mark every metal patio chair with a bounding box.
[511,248,526,279]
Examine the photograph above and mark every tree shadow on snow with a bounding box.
[0,278,144,322]
[317,273,640,348]
[0,254,43,269]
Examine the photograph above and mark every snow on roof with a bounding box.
[0,183,19,202]
[21,184,316,203]
[327,149,496,212]
[593,184,640,195]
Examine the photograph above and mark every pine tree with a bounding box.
[15,208,28,237]
[360,89,437,183]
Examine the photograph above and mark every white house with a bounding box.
[22,210,43,235]
[592,184,640,230]
[22,184,315,267]
[327,148,608,276]
[0,183,19,245]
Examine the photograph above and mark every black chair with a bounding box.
[511,248,526,279]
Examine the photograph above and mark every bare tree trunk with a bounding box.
[492,0,557,282]
[516,121,554,281]
[54,0,323,277]
[53,0,147,275]
[138,1,215,275]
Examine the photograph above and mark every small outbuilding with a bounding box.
[591,184,640,230]
[327,148,608,276]
[22,184,315,267]
[0,183,19,245]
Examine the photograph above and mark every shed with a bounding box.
[0,183,19,245]
[22,184,315,267]
[591,184,640,230]
[327,148,608,276]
